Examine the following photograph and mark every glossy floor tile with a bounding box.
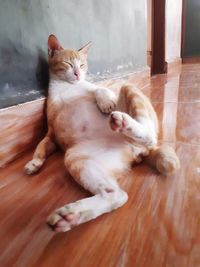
[0,63,200,267]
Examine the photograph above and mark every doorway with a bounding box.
[147,0,167,75]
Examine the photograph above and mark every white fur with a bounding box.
[95,87,117,113]
[48,189,128,232]
[27,68,157,231]
[24,39,153,230]
[48,79,123,145]
[45,78,133,230]
[49,79,96,103]
[24,158,44,175]
[111,111,157,148]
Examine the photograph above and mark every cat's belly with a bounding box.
[52,98,118,149]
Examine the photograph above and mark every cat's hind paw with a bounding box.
[47,210,78,232]
[47,204,88,232]
[24,158,43,175]
[109,111,131,132]
[47,202,95,232]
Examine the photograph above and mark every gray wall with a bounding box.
[184,0,200,57]
[0,0,147,108]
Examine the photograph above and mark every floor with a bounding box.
[0,64,200,267]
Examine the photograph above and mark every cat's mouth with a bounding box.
[64,73,81,84]
[68,78,81,84]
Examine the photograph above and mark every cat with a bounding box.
[25,34,180,232]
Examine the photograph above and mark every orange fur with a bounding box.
[116,85,180,175]
[47,94,95,149]
[117,85,158,133]
[145,145,180,175]
[25,34,180,232]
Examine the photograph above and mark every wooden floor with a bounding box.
[0,64,200,267]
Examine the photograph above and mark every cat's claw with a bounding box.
[24,159,43,175]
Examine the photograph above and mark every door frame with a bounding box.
[147,0,167,75]
[181,0,186,59]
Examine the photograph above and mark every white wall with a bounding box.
[165,0,182,62]
[146,0,152,67]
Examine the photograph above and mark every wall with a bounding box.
[0,0,147,108]
[146,0,152,67]
[165,0,182,63]
[183,0,200,57]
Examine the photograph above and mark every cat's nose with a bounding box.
[74,70,80,80]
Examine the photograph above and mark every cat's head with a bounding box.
[48,34,91,83]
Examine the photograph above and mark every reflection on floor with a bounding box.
[0,64,200,267]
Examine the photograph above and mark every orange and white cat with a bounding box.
[25,34,180,232]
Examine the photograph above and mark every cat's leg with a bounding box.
[47,149,128,232]
[48,188,127,232]
[24,129,56,174]
[109,85,158,149]
[112,85,180,174]
[94,87,117,114]
[110,111,157,148]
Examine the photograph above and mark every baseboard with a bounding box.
[0,68,150,168]
[126,67,150,88]
[182,56,200,64]
[97,67,151,94]
[166,58,182,72]
[130,66,151,79]
[0,98,46,168]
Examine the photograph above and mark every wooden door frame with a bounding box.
[181,0,186,59]
[148,0,167,75]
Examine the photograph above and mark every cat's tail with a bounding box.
[145,145,180,175]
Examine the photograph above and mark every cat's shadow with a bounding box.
[36,48,49,97]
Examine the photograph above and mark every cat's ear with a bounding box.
[48,34,63,57]
[78,41,92,55]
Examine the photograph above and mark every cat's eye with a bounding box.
[80,64,85,68]
[63,61,73,68]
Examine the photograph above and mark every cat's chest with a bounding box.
[48,82,110,141]
[50,81,94,103]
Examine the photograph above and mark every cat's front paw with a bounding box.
[95,88,117,114]
[24,158,43,175]
[97,99,116,114]
[109,111,131,132]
